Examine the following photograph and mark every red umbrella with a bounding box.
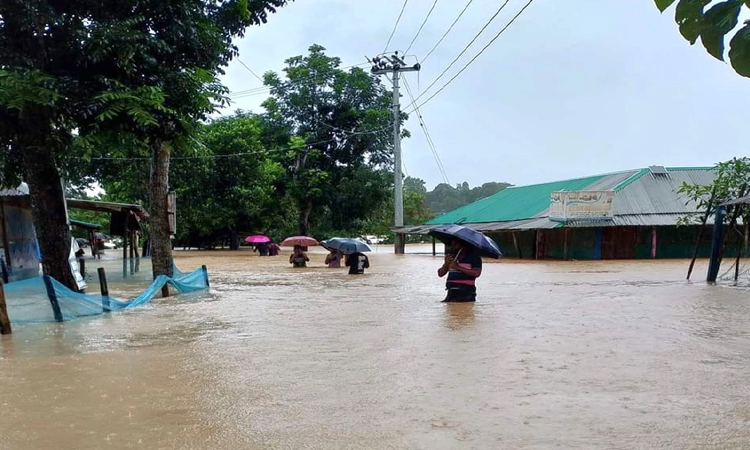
[280,236,319,247]
[245,235,271,244]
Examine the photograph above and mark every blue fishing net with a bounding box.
[2,258,208,325]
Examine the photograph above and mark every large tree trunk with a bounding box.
[298,200,313,236]
[19,116,78,291]
[150,142,174,281]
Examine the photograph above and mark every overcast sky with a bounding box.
[218,0,750,190]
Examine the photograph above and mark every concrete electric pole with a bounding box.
[369,52,420,254]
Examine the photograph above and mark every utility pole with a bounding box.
[369,52,420,254]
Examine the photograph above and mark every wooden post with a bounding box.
[534,230,540,260]
[0,279,12,335]
[134,232,140,258]
[98,268,110,313]
[122,233,128,261]
[651,227,658,259]
[161,284,170,298]
[431,236,436,256]
[395,233,406,254]
[707,206,726,282]
[0,199,12,268]
[43,275,64,322]
[563,228,570,260]
[1,257,8,284]
[129,231,135,259]
[202,264,210,288]
[78,258,86,278]
[512,232,523,259]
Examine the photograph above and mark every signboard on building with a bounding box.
[549,190,614,221]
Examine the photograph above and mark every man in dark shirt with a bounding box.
[345,252,370,275]
[437,239,482,302]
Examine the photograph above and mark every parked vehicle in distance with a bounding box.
[362,235,386,245]
[75,238,89,248]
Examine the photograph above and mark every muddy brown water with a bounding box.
[2,247,750,449]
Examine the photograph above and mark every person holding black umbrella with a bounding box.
[345,251,370,275]
[437,238,483,302]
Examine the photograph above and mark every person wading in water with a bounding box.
[437,239,482,302]
[289,245,309,268]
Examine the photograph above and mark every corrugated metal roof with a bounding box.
[426,174,612,225]
[612,167,715,215]
[419,166,716,231]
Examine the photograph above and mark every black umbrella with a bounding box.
[429,225,503,258]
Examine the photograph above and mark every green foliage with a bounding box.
[260,44,399,235]
[655,0,750,77]
[677,157,750,224]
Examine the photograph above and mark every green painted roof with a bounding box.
[425,166,717,226]
[426,174,606,225]
[70,218,102,229]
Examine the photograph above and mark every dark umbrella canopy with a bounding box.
[321,238,372,254]
[429,225,503,258]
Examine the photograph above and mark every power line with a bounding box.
[422,0,474,63]
[384,0,410,52]
[236,58,264,83]
[402,0,513,112]
[405,0,439,54]
[71,126,392,162]
[228,62,370,99]
[407,0,536,113]
[403,77,449,184]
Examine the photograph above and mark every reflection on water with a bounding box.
[444,303,476,331]
[2,248,750,449]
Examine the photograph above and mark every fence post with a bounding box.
[42,275,64,322]
[98,268,110,313]
[202,265,210,288]
[0,279,12,334]
[0,257,8,283]
[707,206,727,282]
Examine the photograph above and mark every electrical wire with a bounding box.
[384,0,410,52]
[405,0,439,54]
[403,77,450,184]
[422,0,474,63]
[228,62,370,99]
[406,0,536,113]
[401,0,513,111]
[71,126,392,162]
[236,58,264,83]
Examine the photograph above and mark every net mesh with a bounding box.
[2,257,208,324]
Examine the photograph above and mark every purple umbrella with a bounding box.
[245,235,271,244]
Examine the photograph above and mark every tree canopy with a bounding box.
[0,0,290,287]
[260,44,400,236]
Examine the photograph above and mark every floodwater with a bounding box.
[2,247,750,449]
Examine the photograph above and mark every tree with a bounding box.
[261,44,399,236]
[403,177,433,225]
[1,3,109,289]
[655,0,750,77]
[678,157,750,278]
[171,112,286,248]
[88,0,291,281]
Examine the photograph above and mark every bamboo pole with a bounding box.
[202,265,210,288]
[43,276,63,322]
[98,268,110,313]
[512,232,523,259]
[687,196,715,280]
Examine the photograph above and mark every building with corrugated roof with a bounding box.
[399,166,719,260]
